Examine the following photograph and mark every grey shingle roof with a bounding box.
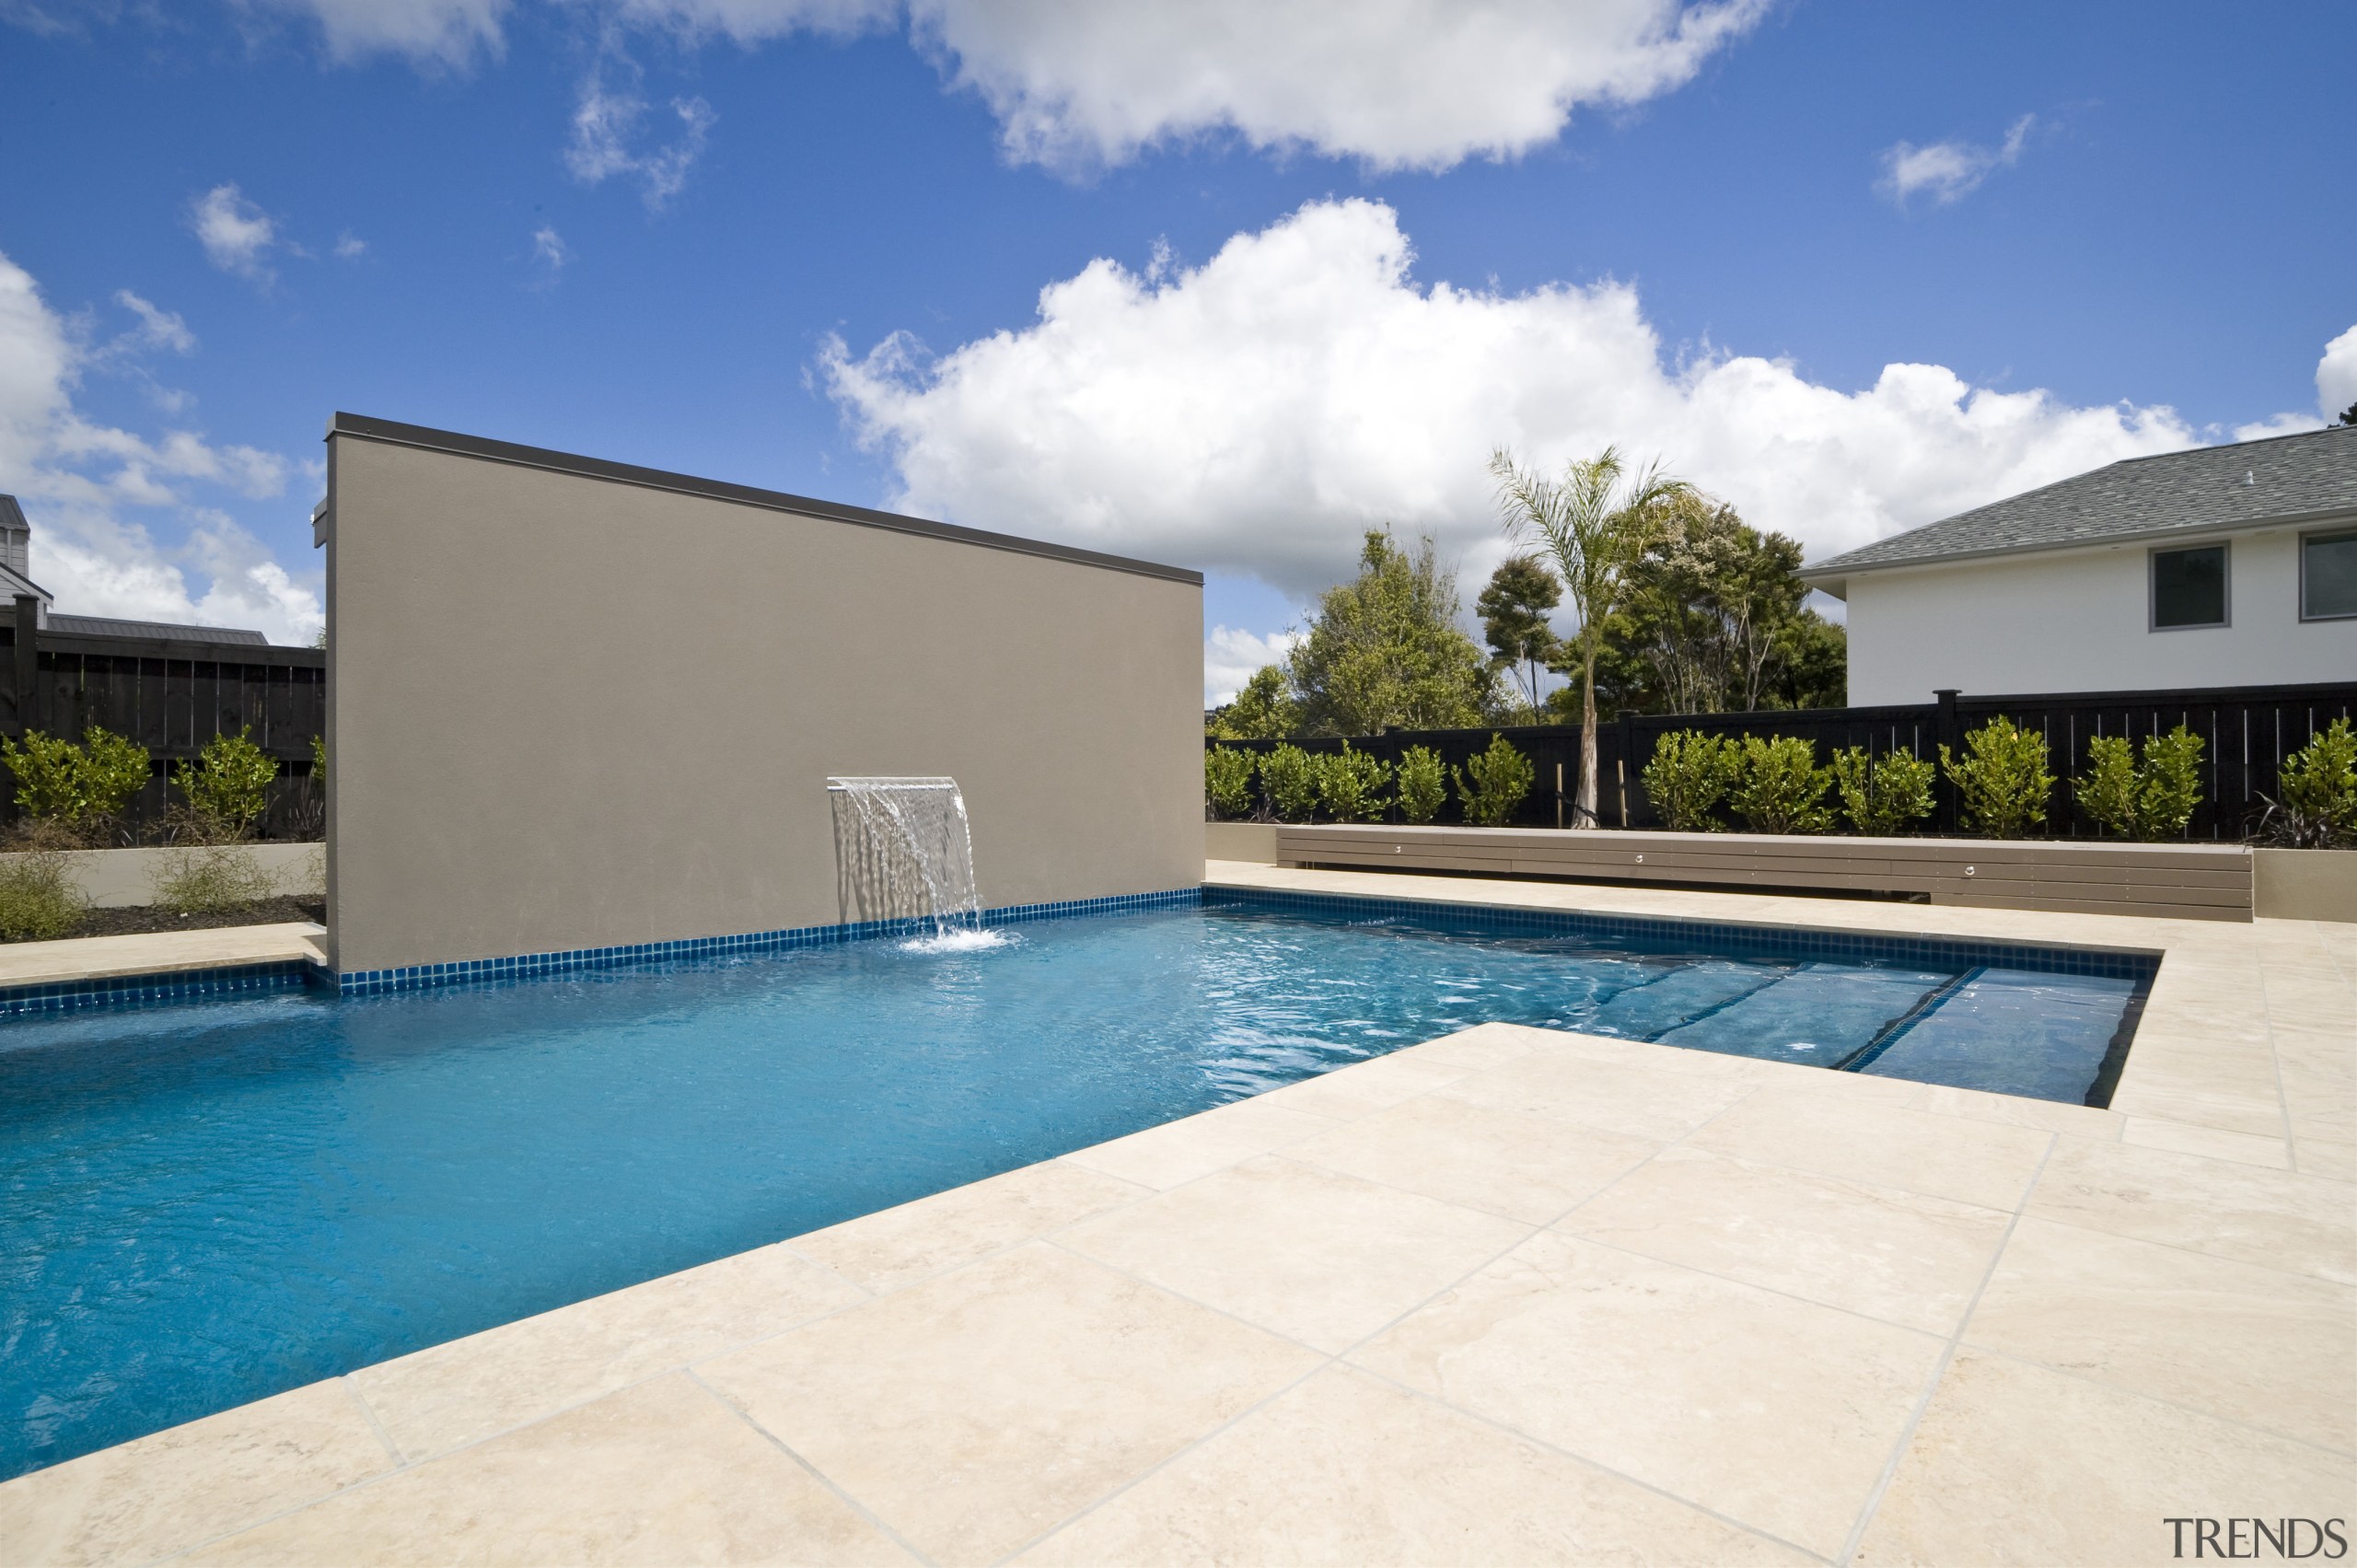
[48,614,270,645]
[1802,423,2357,581]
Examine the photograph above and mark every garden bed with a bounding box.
[1263,822,2260,922]
[62,897,326,942]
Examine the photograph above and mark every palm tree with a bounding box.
[1490,446,1692,827]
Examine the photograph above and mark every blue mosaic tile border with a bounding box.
[332,886,1206,996]
[1203,885,2163,982]
[0,960,314,1018]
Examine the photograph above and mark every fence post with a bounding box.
[1933,689,1962,833]
[12,594,39,737]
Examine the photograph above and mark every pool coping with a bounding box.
[0,865,2348,1565]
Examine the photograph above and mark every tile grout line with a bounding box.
[1834,1130,2060,1567]
[339,1375,406,1469]
[680,1367,939,1568]
[1959,1342,2357,1463]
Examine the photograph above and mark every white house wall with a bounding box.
[1844,529,2357,703]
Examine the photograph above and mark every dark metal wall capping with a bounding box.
[324,412,1206,587]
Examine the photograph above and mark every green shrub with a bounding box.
[1642,730,1740,832]
[2264,717,2357,848]
[1831,746,1936,836]
[310,733,327,790]
[2078,726,2205,842]
[172,727,279,839]
[151,843,279,915]
[1313,743,1390,823]
[0,849,87,941]
[78,727,153,821]
[2,731,85,822]
[1396,745,1446,823]
[1729,735,1832,834]
[1260,744,1319,824]
[1,726,153,842]
[1941,715,2054,839]
[1204,747,1256,819]
[1454,735,1534,827]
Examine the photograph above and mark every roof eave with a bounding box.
[1799,502,2357,585]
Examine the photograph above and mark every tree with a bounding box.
[1476,555,1562,721]
[2338,401,2357,428]
[1287,530,1494,737]
[1492,447,1690,826]
[1207,664,1300,740]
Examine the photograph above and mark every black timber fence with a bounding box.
[1208,680,2357,842]
[0,602,325,841]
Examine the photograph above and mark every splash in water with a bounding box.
[898,927,1018,955]
[828,776,990,941]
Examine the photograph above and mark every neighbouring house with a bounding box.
[1800,424,2357,704]
[0,493,271,645]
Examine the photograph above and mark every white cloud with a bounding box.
[240,0,509,66]
[825,197,2202,610]
[531,225,570,274]
[1879,113,2034,207]
[0,249,321,644]
[188,183,279,283]
[1203,624,1302,707]
[334,231,368,260]
[2318,325,2357,422]
[112,290,196,354]
[273,0,1763,172]
[564,66,716,207]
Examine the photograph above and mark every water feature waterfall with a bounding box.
[827,776,988,944]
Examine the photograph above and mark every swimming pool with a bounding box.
[0,892,2152,1480]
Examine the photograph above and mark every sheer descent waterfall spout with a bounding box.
[827,777,982,937]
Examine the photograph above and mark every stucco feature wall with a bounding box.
[324,434,1202,974]
[1844,529,2357,704]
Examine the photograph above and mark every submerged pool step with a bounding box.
[1655,963,1953,1068]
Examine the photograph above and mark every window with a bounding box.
[2152,543,2228,630]
[2303,529,2357,621]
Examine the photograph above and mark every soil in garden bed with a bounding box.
[64,898,326,940]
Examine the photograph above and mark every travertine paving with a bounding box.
[0,922,326,988]
[2,867,2350,1565]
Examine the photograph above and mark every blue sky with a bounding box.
[2,1,2350,696]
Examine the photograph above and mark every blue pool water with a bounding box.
[0,896,2148,1480]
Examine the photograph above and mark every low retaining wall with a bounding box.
[1205,821,1279,864]
[34,843,326,908]
[1269,824,2257,923]
[2254,849,2357,923]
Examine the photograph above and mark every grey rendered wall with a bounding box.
[323,427,1202,973]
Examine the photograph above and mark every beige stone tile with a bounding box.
[1397,1021,1544,1070]
[1286,1093,1658,1225]
[2119,1116,2293,1168]
[352,1241,865,1462]
[1060,1097,1341,1190]
[1249,1051,1474,1120]
[2109,1081,2291,1140]
[1560,1146,2011,1334]
[0,922,327,988]
[1436,1049,1754,1143]
[2027,1135,2357,1283]
[697,1242,1318,1564]
[1854,1351,2356,1568]
[1020,1365,1810,1567]
[2299,1140,2357,1182]
[792,1158,1149,1295]
[1060,1155,1529,1353]
[0,1379,393,1568]
[1966,1217,2356,1452]
[1350,1231,1944,1558]
[186,1374,910,1567]
[1909,1082,2123,1136]
[1684,1086,2051,1210]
